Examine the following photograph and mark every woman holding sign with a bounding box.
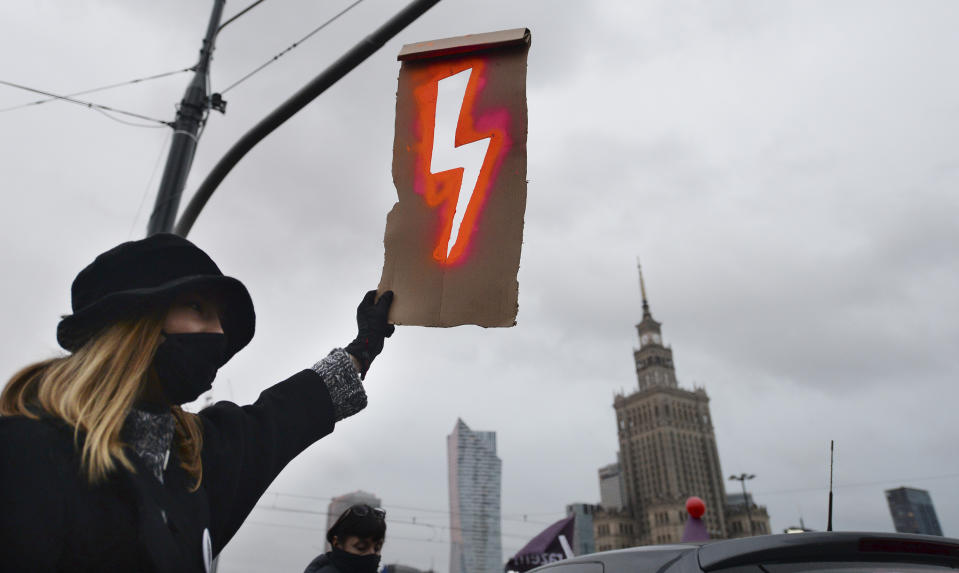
[0,233,394,572]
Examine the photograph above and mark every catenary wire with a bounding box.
[0,66,193,113]
[254,504,541,541]
[265,490,559,525]
[754,471,959,497]
[0,79,171,126]
[265,470,959,522]
[268,490,556,520]
[249,520,450,545]
[246,520,526,554]
[93,107,170,129]
[219,0,366,95]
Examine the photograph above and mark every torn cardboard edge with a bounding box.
[397,28,531,61]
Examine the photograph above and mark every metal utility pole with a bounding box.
[729,473,756,535]
[147,0,227,236]
[827,440,834,531]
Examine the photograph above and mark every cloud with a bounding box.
[1,1,958,571]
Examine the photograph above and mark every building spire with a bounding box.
[637,257,651,319]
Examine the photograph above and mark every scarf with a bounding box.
[123,408,175,483]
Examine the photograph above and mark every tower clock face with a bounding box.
[641,332,661,345]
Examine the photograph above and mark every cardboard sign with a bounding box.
[378,28,531,327]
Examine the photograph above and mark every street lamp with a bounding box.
[729,473,755,535]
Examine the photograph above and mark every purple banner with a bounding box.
[505,515,575,572]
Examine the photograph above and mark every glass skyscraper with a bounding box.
[886,487,943,536]
[448,418,502,573]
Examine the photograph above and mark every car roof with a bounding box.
[698,531,959,570]
[528,532,959,573]
[530,543,701,573]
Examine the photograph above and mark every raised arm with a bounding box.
[199,289,394,554]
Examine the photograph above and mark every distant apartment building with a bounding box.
[594,461,634,550]
[725,493,772,538]
[325,490,382,551]
[886,487,943,536]
[566,503,599,555]
[448,419,502,573]
[598,463,625,510]
[592,508,636,552]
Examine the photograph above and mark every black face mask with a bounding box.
[153,332,228,405]
[329,548,381,573]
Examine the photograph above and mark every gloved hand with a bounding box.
[344,290,395,379]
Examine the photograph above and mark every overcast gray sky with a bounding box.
[1,1,957,572]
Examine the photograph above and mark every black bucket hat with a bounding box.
[56,233,255,360]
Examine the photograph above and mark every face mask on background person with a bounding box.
[329,548,381,573]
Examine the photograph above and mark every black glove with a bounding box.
[344,290,395,379]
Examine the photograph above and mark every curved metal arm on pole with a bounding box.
[217,0,267,35]
[174,0,442,237]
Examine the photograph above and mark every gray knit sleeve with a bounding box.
[311,348,367,422]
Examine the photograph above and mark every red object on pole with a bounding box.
[686,496,706,519]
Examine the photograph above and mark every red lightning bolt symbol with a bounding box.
[411,59,511,265]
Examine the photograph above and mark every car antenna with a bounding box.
[827,440,835,531]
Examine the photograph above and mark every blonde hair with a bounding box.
[0,314,204,489]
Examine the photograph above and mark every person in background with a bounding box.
[0,233,395,572]
[304,504,388,573]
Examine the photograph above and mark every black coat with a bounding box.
[0,368,336,572]
[304,553,340,573]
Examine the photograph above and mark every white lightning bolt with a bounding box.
[431,68,491,258]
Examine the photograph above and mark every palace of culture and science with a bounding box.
[592,266,771,549]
